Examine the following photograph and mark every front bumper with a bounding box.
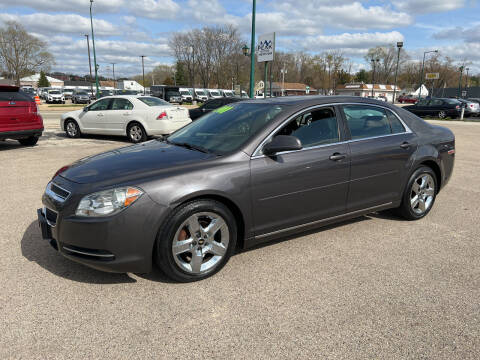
[38,179,167,273]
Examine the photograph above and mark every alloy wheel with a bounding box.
[410,174,435,215]
[438,111,446,119]
[66,122,77,137]
[129,125,143,142]
[172,212,229,274]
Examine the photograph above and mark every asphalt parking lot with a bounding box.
[1,113,479,359]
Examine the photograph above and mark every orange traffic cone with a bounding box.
[35,95,41,105]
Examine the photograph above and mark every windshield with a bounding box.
[444,99,461,104]
[180,91,190,95]
[168,103,284,155]
[76,92,88,95]
[210,91,220,96]
[49,90,61,94]
[167,91,180,96]
[196,90,206,96]
[138,97,170,106]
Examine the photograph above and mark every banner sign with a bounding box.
[257,33,275,63]
[426,73,440,80]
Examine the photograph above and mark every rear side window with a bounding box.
[343,105,397,140]
[276,107,339,148]
[385,110,406,134]
[429,99,443,106]
[0,90,32,101]
[111,98,133,110]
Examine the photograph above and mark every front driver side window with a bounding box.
[276,107,340,148]
[89,98,111,111]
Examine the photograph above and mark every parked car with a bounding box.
[457,99,480,117]
[403,98,461,119]
[150,85,183,104]
[206,89,223,99]
[60,95,191,143]
[0,85,43,146]
[397,94,418,104]
[62,89,74,100]
[39,96,455,282]
[21,87,36,99]
[179,88,193,103]
[46,89,65,104]
[194,89,209,102]
[71,90,91,104]
[189,97,243,121]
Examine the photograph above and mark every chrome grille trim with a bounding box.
[45,182,71,203]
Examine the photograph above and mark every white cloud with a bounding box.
[395,0,466,14]
[0,13,118,36]
[433,24,480,43]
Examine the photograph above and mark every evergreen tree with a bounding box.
[37,71,50,87]
[175,61,187,86]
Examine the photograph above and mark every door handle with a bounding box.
[97,113,104,117]
[400,142,410,149]
[329,153,346,161]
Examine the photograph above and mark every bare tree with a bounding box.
[0,21,54,85]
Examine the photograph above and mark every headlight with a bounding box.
[76,187,143,217]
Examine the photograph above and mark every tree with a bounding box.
[354,69,369,83]
[174,61,187,86]
[37,71,50,87]
[0,21,55,85]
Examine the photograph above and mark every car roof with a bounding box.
[238,95,392,107]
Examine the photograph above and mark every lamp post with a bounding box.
[89,0,100,96]
[418,49,438,100]
[393,41,403,104]
[370,58,379,97]
[281,67,287,96]
[84,34,94,97]
[111,63,116,90]
[458,66,464,98]
[249,0,256,98]
[465,67,470,96]
[189,45,196,105]
[140,55,146,95]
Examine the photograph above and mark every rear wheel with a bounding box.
[397,166,437,220]
[154,200,237,282]
[438,110,447,119]
[65,119,81,138]
[127,122,147,143]
[18,136,39,146]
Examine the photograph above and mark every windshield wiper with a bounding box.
[168,141,212,154]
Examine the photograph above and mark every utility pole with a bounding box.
[84,34,94,97]
[190,45,196,105]
[89,0,100,96]
[465,67,470,97]
[249,0,256,98]
[281,66,287,96]
[393,42,403,104]
[264,62,268,99]
[458,66,464,98]
[140,55,146,95]
[370,58,379,97]
[111,63,116,89]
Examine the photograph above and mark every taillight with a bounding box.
[157,111,167,119]
[456,105,460,109]
[53,165,71,179]
[470,105,474,108]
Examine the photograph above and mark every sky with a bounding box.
[0,0,479,78]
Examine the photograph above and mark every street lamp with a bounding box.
[281,67,287,96]
[242,44,249,57]
[249,0,256,98]
[418,49,438,100]
[392,41,403,104]
[111,63,116,90]
[458,66,464,98]
[140,56,146,95]
[370,58,379,97]
[84,34,94,97]
[465,67,470,95]
[89,0,100,96]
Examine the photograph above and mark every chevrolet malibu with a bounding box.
[60,95,191,143]
[38,96,455,282]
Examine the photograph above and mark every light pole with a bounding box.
[89,0,100,96]
[249,0,256,98]
[418,49,438,100]
[111,63,116,89]
[465,67,470,96]
[393,41,403,104]
[84,34,94,97]
[458,66,464,98]
[140,55,146,95]
[281,66,287,96]
[370,58,379,97]
[190,45,196,105]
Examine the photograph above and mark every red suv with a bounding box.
[0,85,43,146]
[397,94,418,104]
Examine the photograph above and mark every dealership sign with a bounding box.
[426,73,440,80]
[257,33,275,63]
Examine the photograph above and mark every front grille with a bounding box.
[51,183,70,200]
[45,207,58,226]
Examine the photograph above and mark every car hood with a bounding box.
[59,140,214,184]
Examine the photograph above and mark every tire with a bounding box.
[65,119,81,138]
[18,136,39,146]
[396,166,437,220]
[438,110,447,119]
[154,200,238,282]
[127,122,147,143]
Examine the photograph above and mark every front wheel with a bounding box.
[397,166,437,220]
[438,110,447,119]
[65,119,81,138]
[154,200,237,282]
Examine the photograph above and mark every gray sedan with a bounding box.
[38,96,455,282]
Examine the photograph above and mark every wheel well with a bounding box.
[64,118,78,129]
[420,160,442,191]
[126,121,146,136]
[179,195,246,249]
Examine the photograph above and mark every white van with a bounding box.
[207,89,223,99]
[194,89,209,102]
[222,90,235,98]
[179,88,193,102]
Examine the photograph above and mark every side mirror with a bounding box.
[83,107,89,112]
[263,135,302,155]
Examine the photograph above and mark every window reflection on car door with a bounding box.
[250,106,350,237]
